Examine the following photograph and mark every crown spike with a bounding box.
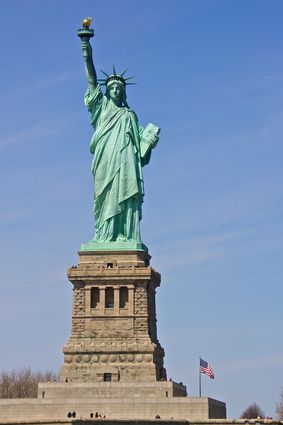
[100,70,109,78]
[100,68,135,87]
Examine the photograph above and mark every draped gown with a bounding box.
[85,85,151,243]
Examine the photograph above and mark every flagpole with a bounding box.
[199,356,202,397]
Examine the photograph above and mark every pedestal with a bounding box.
[60,250,167,384]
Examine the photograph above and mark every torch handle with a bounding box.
[80,36,91,60]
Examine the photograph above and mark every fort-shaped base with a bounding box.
[39,381,187,399]
[0,383,227,422]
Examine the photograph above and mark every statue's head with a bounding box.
[106,79,126,106]
[99,67,134,108]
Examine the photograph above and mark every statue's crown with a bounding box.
[98,66,135,87]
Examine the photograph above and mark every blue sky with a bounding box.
[0,0,282,419]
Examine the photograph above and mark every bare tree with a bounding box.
[240,403,265,419]
[276,389,283,420]
[0,368,57,398]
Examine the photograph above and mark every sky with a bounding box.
[0,0,282,419]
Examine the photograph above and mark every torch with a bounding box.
[77,17,94,59]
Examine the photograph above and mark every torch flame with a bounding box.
[82,17,92,28]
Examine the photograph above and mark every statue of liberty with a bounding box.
[79,19,160,252]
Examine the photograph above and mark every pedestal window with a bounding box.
[119,287,128,308]
[105,287,114,308]
[90,287,100,308]
[103,373,112,382]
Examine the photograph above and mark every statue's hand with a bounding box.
[81,41,92,60]
[149,134,159,148]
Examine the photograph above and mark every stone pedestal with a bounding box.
[60,250,167,384]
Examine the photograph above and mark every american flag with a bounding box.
[200,357,215,379]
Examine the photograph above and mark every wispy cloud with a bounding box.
[0,114,72,152]
[0,71,80,99]
[0,124,57,151]
[156,228,256,268]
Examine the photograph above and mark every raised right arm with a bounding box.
[81,40,97,90]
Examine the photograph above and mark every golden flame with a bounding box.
[82,17,92,28]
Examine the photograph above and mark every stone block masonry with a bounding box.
[60,250,167,383]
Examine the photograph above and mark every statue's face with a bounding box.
[108,83,124,104]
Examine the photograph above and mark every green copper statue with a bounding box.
[78,18,160,252]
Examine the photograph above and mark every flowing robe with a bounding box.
[85,85,150,243]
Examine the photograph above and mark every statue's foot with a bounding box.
[116,234,127,242]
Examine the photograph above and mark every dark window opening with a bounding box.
[105,287,114,308]
[107,263,113,268]
[104,373,112,382]
[91,287,100,308]
[119,287,128,308]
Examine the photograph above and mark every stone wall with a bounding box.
[72,283,85,336]
[0,397,225,422]
[37,382,186,399]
